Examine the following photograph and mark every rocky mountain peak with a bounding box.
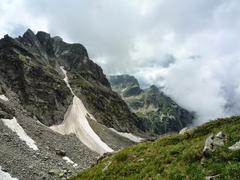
[0,33,21,49]
[0,29,109,87]
[0,30,148,133]
[148,85,159,92]
[22,28,36,40]
[108,74,142,97]
[0,30,113,126]
[21,29,41,48]
[109,74,194,135]
[109,74,140,88]
[36,31,51,42]
[52,36,63,42]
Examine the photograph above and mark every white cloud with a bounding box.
[1,0,240,123]
[0,0,48,37]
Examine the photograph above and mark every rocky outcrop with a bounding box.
[179,127,195,135]
[228,141,240,151]
[203,132,227,157]
[109,75,194,135]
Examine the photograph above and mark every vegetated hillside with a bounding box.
[72,116,240,180]
[109,75,194,135]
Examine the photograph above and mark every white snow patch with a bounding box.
[61,50,70,55]
[229,141,240,151]
[1,117,38,151]
[62,156,78,168]
[0,166,18,180]
[0,94,9,101]
[121,87,128,92]
[179,127,189,135]
[51,66,113,155]
[51,96,113,155]
[59,66,96,121]
[109,128,144,143]
[60,66,74,95]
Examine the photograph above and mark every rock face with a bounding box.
[203,132,227,157]
[0,29,145,133]
[109,74,194,135]
[0,32,73,126]
[228,141,240,151]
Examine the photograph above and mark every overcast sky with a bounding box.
[1,0,240,124]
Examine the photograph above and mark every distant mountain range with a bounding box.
[108,74,194,135]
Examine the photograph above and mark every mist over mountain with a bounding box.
[1,0,237,123]
[1,0,240,179]
[108,74,194,135]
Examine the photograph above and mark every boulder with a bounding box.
[214,132,226,146]
[228,141,240,151]
[179,127,189,134]
[203,132,227,157]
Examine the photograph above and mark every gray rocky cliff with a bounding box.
[0,29,147,132]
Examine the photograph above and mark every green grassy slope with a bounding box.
[71,116,240,180]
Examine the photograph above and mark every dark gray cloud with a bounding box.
[1,0,240,123]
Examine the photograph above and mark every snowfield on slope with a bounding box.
[63,156,78,168]
[109,128,144,143]
[0,94,9,101]
[0,166,18,180]
[51,66,113,155]
[59,66,96,121]
[1,117,39,151]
